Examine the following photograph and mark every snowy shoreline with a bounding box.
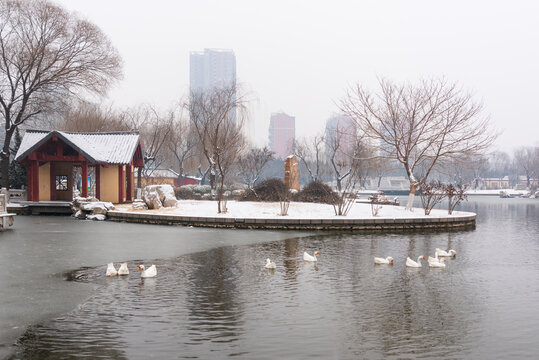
[109,200,476,231]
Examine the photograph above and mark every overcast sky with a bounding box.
[55,0,539,153]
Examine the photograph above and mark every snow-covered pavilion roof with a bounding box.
[148,169,179,178]
[15,130,142,165]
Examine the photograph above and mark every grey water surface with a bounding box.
[3,197,539,359]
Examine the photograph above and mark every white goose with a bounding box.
[265,258,276,269]
[138,264,157,278]
[428,251,441,263]
[106,262,118,277]
[435,248,457,257]
[118,263,129,276]
[428,257,447,268]
[374,256,394,265]
[406,256,426,268]
[303,251,319,262]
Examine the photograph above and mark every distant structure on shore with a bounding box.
[189,48,236,93]
[269,112,295,159]
[325,115,356,161]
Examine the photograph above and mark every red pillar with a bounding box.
[95,165,101,200]
[31,161,39,202]
[126,163,132,202]
[49,162,56,201]
[26,163,33,201]
[82,161,88,198]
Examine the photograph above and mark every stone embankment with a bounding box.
[106,211,476,231]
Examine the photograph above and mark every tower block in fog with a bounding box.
[284,155,300,191]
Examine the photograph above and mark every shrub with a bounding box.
[294,181,339,204]
[175,186,196,200]
[182,184,212,195]
[240,178,289,202]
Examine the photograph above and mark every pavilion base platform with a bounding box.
[9,201,72,215]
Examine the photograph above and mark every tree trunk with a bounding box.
[0,157,9,189]
[406,183,416,210]
[1,129,14,189]
[217,175,225,213]
[179,164,184,186]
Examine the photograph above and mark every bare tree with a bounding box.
[124,105,173,188]
[237,145,274,190]
[340,78,496,210]
[167,107,198,186]
[189,85,246,213]
[0,0,122,188]
[325,121,354,192]
[485,150,512,178]
[56,100,128,132]
[295,134,327,183]
[445,183,467,215]
[436,153,489,189]
[331,138,375,216]
[419,181,446,215]
[513,146,538,189]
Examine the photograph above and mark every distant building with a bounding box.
[478,177,511,190]
[190,48,236,93]
[325,115,357,162]
[515,175,538,189]
[143,169,200,187]
[269,112,295,159]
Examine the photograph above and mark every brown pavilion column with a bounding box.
[126,163,132,202]
[95,165,101,200]
[82,161,88,198]
[118,164,125,203]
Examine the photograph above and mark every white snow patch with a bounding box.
[114,200,474,220]
[87,214,106,221]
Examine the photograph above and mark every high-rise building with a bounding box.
[269,112,295,160]
[325,115,357,161]
[189,48,236,93]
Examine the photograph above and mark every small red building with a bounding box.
[15,130,144,203]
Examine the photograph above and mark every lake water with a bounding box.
[3,197,539,359]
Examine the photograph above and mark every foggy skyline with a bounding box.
[55,0,539,153]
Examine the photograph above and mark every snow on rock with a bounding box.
[132,201,147,210]
[156,185,178,207]
[87,214,106,221]
[142,186,162,209]
[81,202,114,213]
[142,185,177,209]
[72,198,115,220]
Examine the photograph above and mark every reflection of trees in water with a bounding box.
[15,324,128,360]
[14,276,131,360]
[307,232,476,358]
[186,247,244,342]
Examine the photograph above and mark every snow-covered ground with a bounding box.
[115,200,473,219]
